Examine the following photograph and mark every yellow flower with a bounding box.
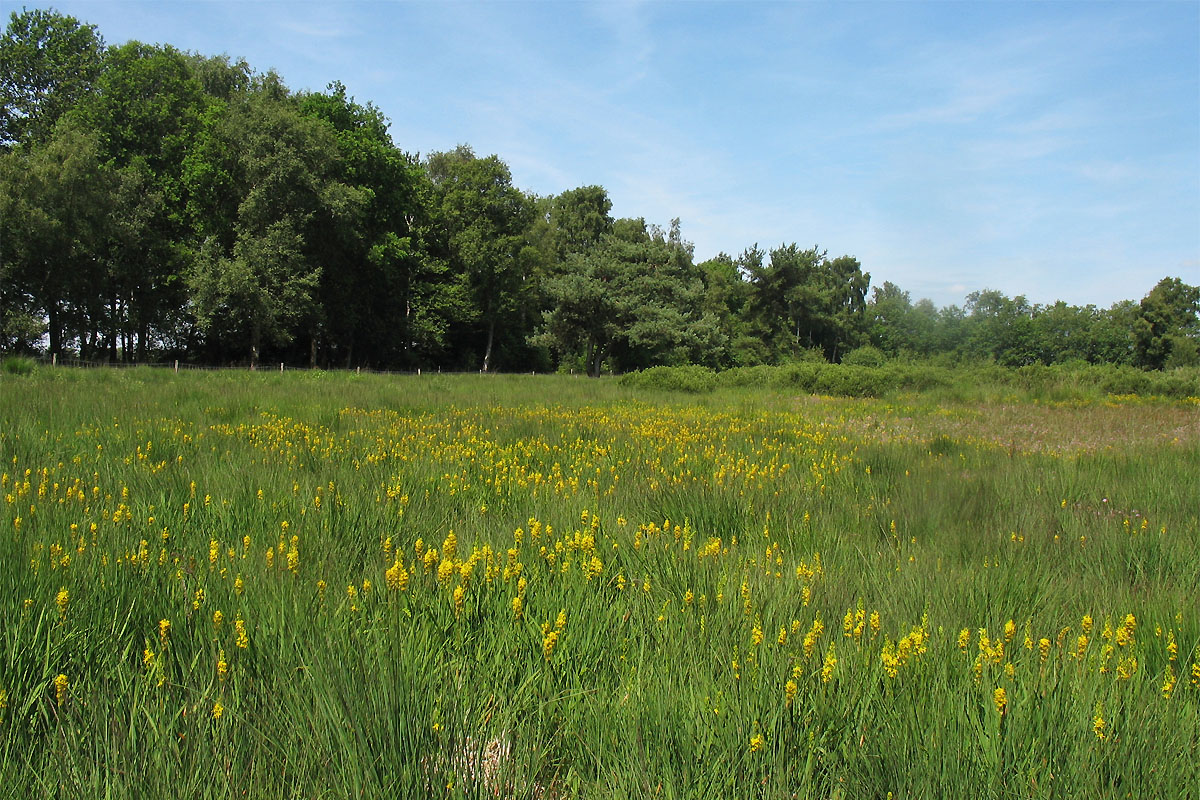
[511,596,523,621]
[957,628,971,652]
[803,618,824,659]
[212,701,224,720]
[234,615,249,649]
[1038,638,1051,662]
[217,650,228,681]
[452,585,465,617]
[55,587,69,620]
[542,629,559,661]
[54,674,68,706]
[385,558,409,592]
[1162,665,1176,698]
[821,642,837,683]
[1093,703,1106,739]
[159,618,171,646]
[749,732,764,752]
[992,687,1007,715]
[784,679,797,707]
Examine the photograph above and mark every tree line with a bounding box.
[2,9,1197,374]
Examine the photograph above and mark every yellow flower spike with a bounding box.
[217,650,228,681]
[542,629,559,661]
[158,619,171,646]
[453,585,465,618]
[212,701,224,720]
[821,642,837,683]
[1038,638,1051,663]
[1093,703,1106,739]
[53,674,68,706]
[992,687,1007,716]
[1074,635,1088,659]
[1162,665,1177,698]
[55,587,68,620]
[234,615,249,649]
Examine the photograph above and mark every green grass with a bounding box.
[1,369,1197,799]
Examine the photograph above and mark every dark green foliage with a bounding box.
[0,8,104,148]
[0,9,1193,376]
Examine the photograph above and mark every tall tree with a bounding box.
[1133,277,1200,369]
[0,8,104,149]
[747,245,870,362]
[425,146,535,372]
[75,41,209,359]
[535,218,717,375]
[0,120,112,356]
[300,82,448,368]
[186,82,361,367]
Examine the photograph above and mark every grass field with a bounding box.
[1,368,1197,799]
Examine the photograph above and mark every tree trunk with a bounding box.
[482,316,495,373]
[587,340,604,378]
[48,303,61,359]
[250,322,261,370]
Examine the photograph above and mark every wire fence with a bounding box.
[26,354,562,377]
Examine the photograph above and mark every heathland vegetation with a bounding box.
[2,9,1198,375]
[1,368,1197,798]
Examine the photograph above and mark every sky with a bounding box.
[20,0,1200,309]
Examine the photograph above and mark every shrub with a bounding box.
[619,365,717,393]
[841,346,887,368]
[2,355,36,376]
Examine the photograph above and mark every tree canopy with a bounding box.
[1,9,1196,373]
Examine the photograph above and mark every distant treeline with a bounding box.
[2,10,1198,374]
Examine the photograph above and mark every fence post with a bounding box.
[174,360,179,373]
[280,362,284,373]
[356,366,360,375]
[417,368,421,376]
[52,353,57,367]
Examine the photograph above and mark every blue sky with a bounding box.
[25,0,1200,308]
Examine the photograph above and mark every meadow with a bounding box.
[1,367,1197,799]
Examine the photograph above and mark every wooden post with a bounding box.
[174,360,179,373]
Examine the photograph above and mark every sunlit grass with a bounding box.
[1,369,1197,798]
